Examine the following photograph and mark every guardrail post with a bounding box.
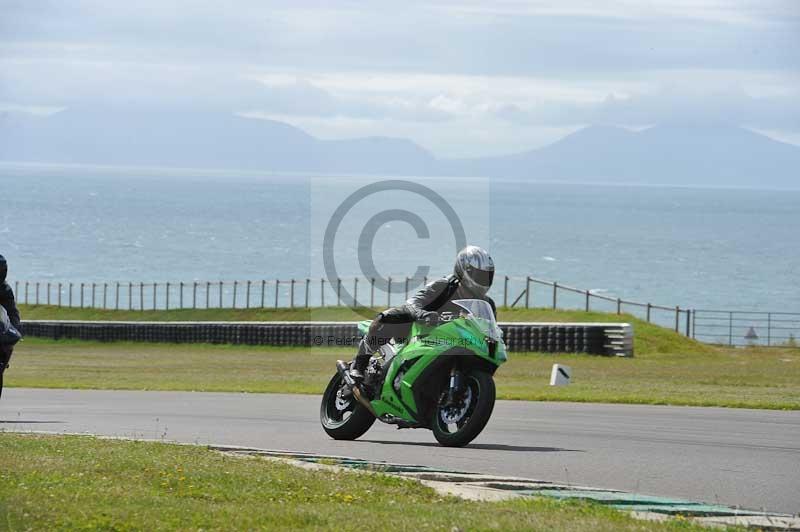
[552,282,558,310]
[58,282,62,307]
[218,281,223,308]
[525,277,531,308]
[320,278,325,307]
[503,276,508,307]
[246,280,251,309]
[387,277,392,307]
[353,278,358,307]
[370,278,375,307]
[616,298,621,315]
[139,282,144,311]
[233,281,238,309]
[305,279,310,308]
[728,311,733,346]
[274,280,280,308]
[767,312,772,346]
[290,279,295,308]
[103,283,107,309]
[646,303,651,322]
[260,280,266,308]
[166,282,170,310]
[674,305,680,332]
[685,309,691,336]
[80,283,84,308]
[585,290,590,311]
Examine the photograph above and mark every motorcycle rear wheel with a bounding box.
[431,370,495,447]
[320,372,375,440]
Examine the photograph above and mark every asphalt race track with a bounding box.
[2,388,798,514]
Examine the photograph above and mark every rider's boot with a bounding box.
[349,341,371,381]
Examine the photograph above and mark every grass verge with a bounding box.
[7,337,799,409]
[0,433,713,531]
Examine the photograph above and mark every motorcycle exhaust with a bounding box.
[336,360,377,417]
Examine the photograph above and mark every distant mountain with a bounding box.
[445,124,800,187]
[0,107,437,176]
[2,108,798,187]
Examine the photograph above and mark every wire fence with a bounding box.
[15,276,799,346]
[14,275,698,335]
[14,278,437,312]
[692,310,800,347]
[499,276,692,335]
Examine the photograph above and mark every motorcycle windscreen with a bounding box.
[451,299,502,341]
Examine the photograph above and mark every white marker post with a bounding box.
[550,364,572,386]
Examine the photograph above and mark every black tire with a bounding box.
[431,370,495,447]
[320,372,375,440]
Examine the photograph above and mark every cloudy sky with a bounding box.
[1,0,798,157]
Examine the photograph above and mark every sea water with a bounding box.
[2,165,798,312]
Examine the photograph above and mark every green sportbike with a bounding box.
[320,299,507,447]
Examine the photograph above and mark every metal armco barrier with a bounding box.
[22,321,633,356]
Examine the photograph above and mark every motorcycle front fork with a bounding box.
[445,366,464,406]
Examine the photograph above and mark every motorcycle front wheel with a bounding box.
[431,369,495,447]
[320,372,375,440]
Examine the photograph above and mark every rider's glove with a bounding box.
[418,310,440,327]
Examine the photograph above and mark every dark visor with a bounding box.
[467,266,494,287]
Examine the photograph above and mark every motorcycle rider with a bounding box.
[350,245,496,380]
[0,254,22,375]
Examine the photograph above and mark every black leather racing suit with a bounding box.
[354,274,496,370]
[0,281,21,371]
[0,281,21,333]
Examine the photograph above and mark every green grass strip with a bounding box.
[6,337,799,409]
[0,433,716,531]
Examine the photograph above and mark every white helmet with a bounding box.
[454,245,495,297]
